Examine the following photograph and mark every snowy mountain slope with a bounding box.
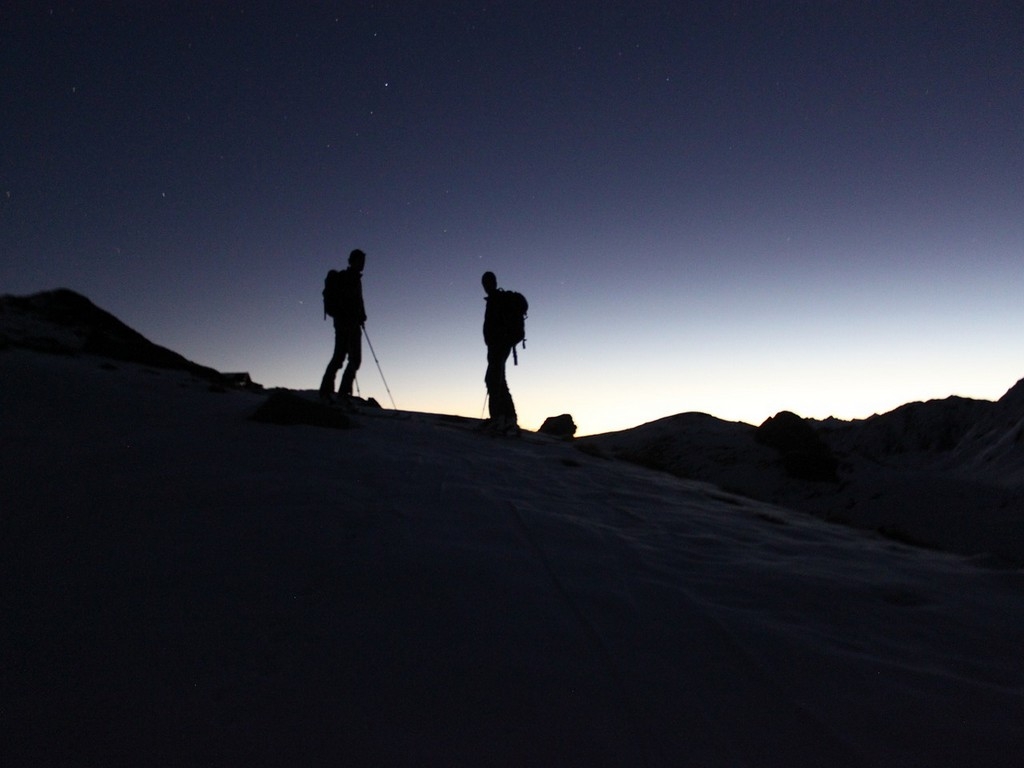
[3,346,1024,765]
[0,288,228,383]
[581,389,1024,565]
[946,378,1024,487]
[824,395,995,461]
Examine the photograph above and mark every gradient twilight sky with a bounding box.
[3,2,1022,435]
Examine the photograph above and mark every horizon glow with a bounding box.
[3,4,1022,436]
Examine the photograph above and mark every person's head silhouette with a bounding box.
[481,271,497,295]
[349,249,366,272]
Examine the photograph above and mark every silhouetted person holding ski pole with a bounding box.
[320,249,366,404]
[481,271,528,436]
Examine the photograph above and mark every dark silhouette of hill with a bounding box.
[823,396,993,459]
[821,384,1024,486]
[0,288,227,383]
[581,386,1024,565]
[945,378,1024,487]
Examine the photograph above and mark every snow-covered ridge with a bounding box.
[579,380,1024,564]
[3,289,1024,765]
[0,288,227,383]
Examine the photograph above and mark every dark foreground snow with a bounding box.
[3,347,1024,766]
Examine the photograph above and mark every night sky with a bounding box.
[4,2,1022,435]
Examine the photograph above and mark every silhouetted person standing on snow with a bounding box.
[481,271,528,435]
[320,249,366,403]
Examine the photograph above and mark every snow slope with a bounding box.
[2,291,1024,765]
[580,393,1024,566]
[3,348,1023,766]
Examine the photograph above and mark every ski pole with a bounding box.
[362,325,397,410]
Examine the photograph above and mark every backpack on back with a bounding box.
[323,269,343,319]
[496,289,529,363]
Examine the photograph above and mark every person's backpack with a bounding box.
[322,269,343,319]
[496,289,529,363]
